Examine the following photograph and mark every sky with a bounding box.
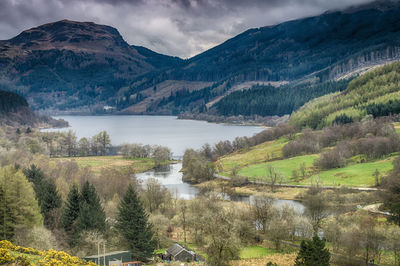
[0,0,375,58]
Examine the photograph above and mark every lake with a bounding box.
[43,115,264,157]
[45,115,304,210]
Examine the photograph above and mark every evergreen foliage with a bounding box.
[116,184,156,261]
[0,166,42,240]
[214,80,349,117]
[0,186,14,240]
[76,181,106,232]
[23,165,61,228]
[295,236,330,266]
[0,90,28,113]
[61,184,81,246]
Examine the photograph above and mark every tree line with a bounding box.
[214,80,349,117]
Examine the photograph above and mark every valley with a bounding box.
[2,1,400,265]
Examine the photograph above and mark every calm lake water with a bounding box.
[45,115,304,210]
[44,115,264,157]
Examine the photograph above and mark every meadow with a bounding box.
[54,156,160,174]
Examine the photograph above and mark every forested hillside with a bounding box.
[290,61,400,129]
[0,89,66,127]
[0,90,28,113]
[3,1,400,116]
[0,20,182,113]
[213,80,350,117]
[118,0,400,116]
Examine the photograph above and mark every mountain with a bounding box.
[117,0,400,115]
[0,20,182,113]
[0,89,67,127]
[2,1,400,116]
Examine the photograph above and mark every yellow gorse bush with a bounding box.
[0,240,97,265]
[0,248,14,264]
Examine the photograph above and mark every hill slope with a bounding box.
[0,89,67,127]
[3,1,400,115]
[0,20,182,112]
[290,61,400,129]
[119,0,400,115]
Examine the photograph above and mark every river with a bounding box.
[136,163,305,213]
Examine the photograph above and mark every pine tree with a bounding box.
[116,184,156,261]
[23,165,61,228]
[40,178,62,228]
[23,164,44,189]
[0,185,14,240]
[295,236,330,266]
[76,181,106,232]
[62,184,81,246]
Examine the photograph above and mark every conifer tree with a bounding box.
[39,178,62,228]
[295,236,330,266]
[0,166,42,239]
[62,184,81,246]
[76,181,106,232]
[0,185,14,240]
[116,184,156,261]
[23,165,61,228]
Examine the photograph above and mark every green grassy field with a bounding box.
[239,246,276,259]
[54,156,159,174]
[238,154,318,182]
[218,137,289,175]
[299,157,395,187]
[218,138,397,187]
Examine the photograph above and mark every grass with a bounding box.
[54,156,158,174]
[299,156,395,187]
[233,253,297,266]
[154,248,166,254]
[239,246,275,259]
[217,137,289,175]
[238,154,318,182]
[9,250,42,264]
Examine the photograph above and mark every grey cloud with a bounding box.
[0,0,375,58]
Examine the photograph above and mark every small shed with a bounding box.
[166,243,201,262]
[84,251,132,266]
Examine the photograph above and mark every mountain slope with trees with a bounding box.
[0,19,182,113]
[290,61,400,129]
[0,89,66,127]
[3,1,400,116]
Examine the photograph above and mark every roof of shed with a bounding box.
[166,243,185,256]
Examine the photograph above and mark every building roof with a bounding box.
[166,243,187,257]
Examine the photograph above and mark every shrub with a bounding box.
[0,248,13,264]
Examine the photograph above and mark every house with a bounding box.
[122,262,142,266]
[84,251,133,266]
[166,243,202,262]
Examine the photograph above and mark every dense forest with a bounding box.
[0,89,28,113]
[214,80,350,117]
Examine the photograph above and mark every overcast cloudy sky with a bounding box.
[0,0,375,58]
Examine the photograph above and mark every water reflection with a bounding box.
[136,163,198,200]
[136,163,306,213]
